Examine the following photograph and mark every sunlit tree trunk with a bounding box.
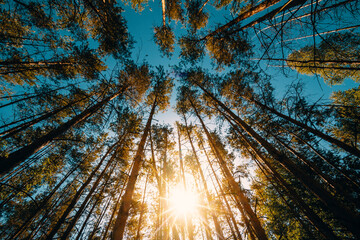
[183,116,225,240]
[0,95,89,139]
[195,82,360,237]
[198,137,245,240]
[45,142,118,240]
[188,97,268,240]
[101,181,128,240]
[245,96,360,157]
[201,0,306,41]
[60,155,118,239]
[135,174,149,240]
[225,113,340,239]
[112,97,157,240]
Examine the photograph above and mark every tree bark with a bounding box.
[0,86,127,177]
[183,117,225,240]
[201,0,306,41]
[244,96,360,157]
[195,83,360,237]
[188,97,268,240]
[45,142,118,239]
[112,97,157,240]
[224,113,339,240]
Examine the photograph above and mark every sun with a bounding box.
[169,186,198,217]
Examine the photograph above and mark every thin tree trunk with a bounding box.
[161,0,166,26]
[204,144,243,240]
[224,0,307,37]
[188,97,268,240]
[224,113,339,239]
[45,142,118,239]
[1,95,89,139]
[282,125,360,189]
[112,97,157,240]
[60,152,118,240]
[243,96,360,157]
[183,116,225,240]
[201,0,306,41]
[101,180,128,240]
[196,85,360,236]
[176,121,195,240]
[135,174,149,240]
[0,86,127,177]
[176,123,186,189]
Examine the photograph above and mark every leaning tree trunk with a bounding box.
[112,97,157,240]
[188,97,268,240]
[201,0,306,41]
[223,113,339,240]
[45,143,118,240]
[0,95,89,139]
[195,83,360,237]
[244,96,360,158]
[183,117,225,240]
[204,142,243,240]
[60,152,119,240]
[0,85,128,177]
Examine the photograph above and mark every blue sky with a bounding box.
[121,0,359,126]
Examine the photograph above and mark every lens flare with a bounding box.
[169,186,198,216]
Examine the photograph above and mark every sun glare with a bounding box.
[169,186,198,217]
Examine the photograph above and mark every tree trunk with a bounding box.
[183,117,225,240]
[244,96,360,158]
[203,142,243,240]
[201,0,306,41]
[196,84,360,237]
[0,86,127,177]
[188,97,268,240]
[60,151,118,240]
[1,95,88,139]
[45,142,118,239]
[112,97,157,240]
[135,174,149,240]
[224,113,339,239]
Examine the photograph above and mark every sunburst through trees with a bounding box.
[0,0,360,239]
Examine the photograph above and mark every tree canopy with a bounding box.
[0,0,359,239]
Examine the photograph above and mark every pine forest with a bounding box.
[0,0,360,239]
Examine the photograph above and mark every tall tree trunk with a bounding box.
[176,121,195,240]
[161,0,166,26]
[45,142,118,240]
[199,136,248,240]
[112,97,157,240]
[188,97,268,240]
[244,96,360,157]
[183,117,225,240]
[0,86,128,177]
[196,84,360,237]
[0,95,89,139]
[203,142,243,240]
[101,180,128,240]
[135,174,149,240]
[224,113,339,240]
[201,0,306,41]
[60,152,118,240]
[282,125,360,190]
[9,162,82,239]
[176,123,186,189]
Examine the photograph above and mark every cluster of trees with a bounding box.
[0,0,359,239]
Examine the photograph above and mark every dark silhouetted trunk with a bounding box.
[188,97,268,240]
[112,98,157,240]
[0,86,127,177]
